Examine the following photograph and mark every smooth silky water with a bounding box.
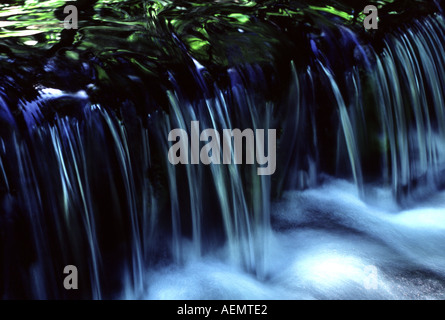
[0,0,444,299]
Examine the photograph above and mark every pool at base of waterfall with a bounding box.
[134,179,445,300]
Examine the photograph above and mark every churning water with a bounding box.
[0,0,445,300]
[144,179,445,300]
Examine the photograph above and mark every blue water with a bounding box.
[137,179,445,300]
[1,1,445,300]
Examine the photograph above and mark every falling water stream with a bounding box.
[0,0,444,299]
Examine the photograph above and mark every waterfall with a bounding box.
[0,0,444,299]
[274,14,445,202]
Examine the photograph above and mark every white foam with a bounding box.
[131,179,445,300]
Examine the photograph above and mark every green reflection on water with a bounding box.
[0,0,438,58]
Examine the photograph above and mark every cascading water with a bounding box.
[0,0,444,300]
